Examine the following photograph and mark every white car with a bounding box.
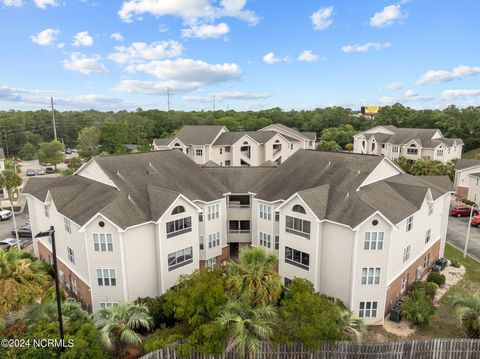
[0,208,12,220]
[0,237,19,249]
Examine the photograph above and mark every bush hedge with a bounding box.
[427,272,446,287]
[401,289,436,326]
[409,281,438,299]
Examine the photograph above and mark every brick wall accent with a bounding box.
[385,240,441,315]
[456,186,469,201]
[37,241,93,312]
[199,246,231,269]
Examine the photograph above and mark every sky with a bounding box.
[0,0,479,112]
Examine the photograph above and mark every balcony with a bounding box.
[228,229,251,234]
[229,220,250,234]
[228,195,251,209]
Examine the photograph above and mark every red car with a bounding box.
[450,205,478,217]
[471,215,480,227]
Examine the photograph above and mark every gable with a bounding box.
[76,159,117,188]
[358,158,404,189]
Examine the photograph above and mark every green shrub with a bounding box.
[427,272,446,286]
[461,199,475,206]
[134,296,175,329]
[409,281,438,299]
[450,258,461,268]
[143,325,184,354]
[401,290,436,326]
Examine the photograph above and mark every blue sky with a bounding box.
[0,0,479,111]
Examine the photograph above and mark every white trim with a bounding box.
[352,211,397,231]
[349,229,359,309]
[274,192,320,221]
[74,158,119,190]
[157,194,202,223]
[83,231,94,309]
[119,231,129,302]
[357,157,404,190]
[78,212,125,233]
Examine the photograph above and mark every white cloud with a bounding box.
[181,22,229,39]
[416,65,480,85]
[73,31,94,47]
[63,53,108,75]
[2,0,23,7]
[108,40,183,64]
[311,6,333,30]
[403,89,432,101]
[262,52,289,64]
[341,42,391,53]
[118,0,259,25]
[297,50,320,62]
[117,58,242,93]
[369,4,405,28]
[34,0,59,9]
[385,81,402,91]
[30,28,60,46]
[440,89,480,100]
[111,32,124,42]
[158,24,169,33]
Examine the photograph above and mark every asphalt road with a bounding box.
[0,211,32,251]
[447,215,480,261]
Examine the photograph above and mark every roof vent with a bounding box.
[327,161,331,167]
[357,170,361,174]
[116,170,126,181]
[346,192,350,199]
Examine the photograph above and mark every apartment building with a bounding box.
[23,149,453,324]
[454,159,480,203]
[152,123,316,166]
[353,125,463,163]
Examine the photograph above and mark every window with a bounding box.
[64,217,71,234]
[362,140,366,149]
[199,235,204,250]
[292,204,306,214]
[172,206,185,215]
[403,245,411,263]
[401,273,410,291]
[208,232,220,249]
[285,215,311,239]
[93,233,113,252]
[437,149,443,156]
[44,204,49,218]
[361,267,381,285]
[168,247,193,271]
[199,212,203,222]
[166,217,192,238]
[225,160,231,166]
[425,228,431,243]
[290,144,293,150]
[220,148,223,155]
[206,258,216,269]
[364,232,384,250]
[70,276,77,294]
[285,246,309,270]
[225,146,231,153]
[96,268,116,287]
[423,253,430,269]
[100,302,118,310]
[195,149,203,156]
[275,212,279,222]
[67,247,75,264]
[407,146,418,155]
[359,301,377,318]
[406,215,414,232]
[371,142,375,152]
[259,232,271,249]
[207,204,219,220]
[284,277,292,286]
[393,146,399,152]
[428,202,434,216]
[381,143,385,149]
[259,203,272,220]
[275,236,279,250]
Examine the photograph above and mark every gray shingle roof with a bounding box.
[153,137,175,146]
[470,173,480,178]
[455,159,480,171]
[205,167,276,193]
[212,131,277,146]
[173,125,225,145]
[261,123,317,141]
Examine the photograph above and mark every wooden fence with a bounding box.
[141,339,480,359]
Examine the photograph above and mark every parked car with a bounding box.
[37,168,45,175]
[0,208,12,220]
[449,205,479,217]
[0,242,10,250]
[26,169,35,176]
[12,223,32,238]
[65,148,73,154]
[0,237,19,249]
[45,167,55,174]
[471,215,480,227]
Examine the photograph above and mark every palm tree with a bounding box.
[0,248,50,320]
[337,309,364,342]
[24,300,90,331]
[226,247,282,307]
[217,297,277,359]
[452,293,480,338]
[0,169,23,250]
[97,303,153,358]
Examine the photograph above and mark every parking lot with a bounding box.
[447,215,480,261]
[0,210,32,252]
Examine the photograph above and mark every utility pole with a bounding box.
[3,129,9,157]
[166,87,171,112]
[212,94,216,112]
[51,97,57,141]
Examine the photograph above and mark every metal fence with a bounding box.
[141,339,480,359]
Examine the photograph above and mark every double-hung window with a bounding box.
[207,204,219,220]
[199,235,204,250]
[359,302,377,318]
[208,232,220,249]
[428,202,434,216]
[361,267,381,285]
[166,217,192,238]
[195,149,203,156]
[168,247,193,271]
[93,233,113,252]
[285,246,309,270]
[259,204,272,220]
[285,216,311,239]
[96,268,116,287]
[364,232,384,250]
[425,228,431,243]
[403,245,411,263]
[406,215,414,232]
[259,232,271,249]
[67,247,75,264]
[64,217,72,234]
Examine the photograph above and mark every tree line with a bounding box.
[1,104,480,159]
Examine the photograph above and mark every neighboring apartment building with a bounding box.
[353,126,463,163]
[23,149,453,324]
[152,123,316,166]
[454,159,480,203]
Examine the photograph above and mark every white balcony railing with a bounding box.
[228,203,250,209]
[228,229,251,234]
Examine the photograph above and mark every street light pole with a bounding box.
[464,201,479,258]
[35,226,64,350]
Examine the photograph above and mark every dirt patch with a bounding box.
[434,263,465,302]
[383,315,416,337]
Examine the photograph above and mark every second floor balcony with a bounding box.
[228,195,250,209]
[228,220,251,234]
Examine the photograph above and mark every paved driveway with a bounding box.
[0,211,32,252]
[447,215,480,261]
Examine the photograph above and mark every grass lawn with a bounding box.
[365,243,480,342]
[462,148,480,159]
